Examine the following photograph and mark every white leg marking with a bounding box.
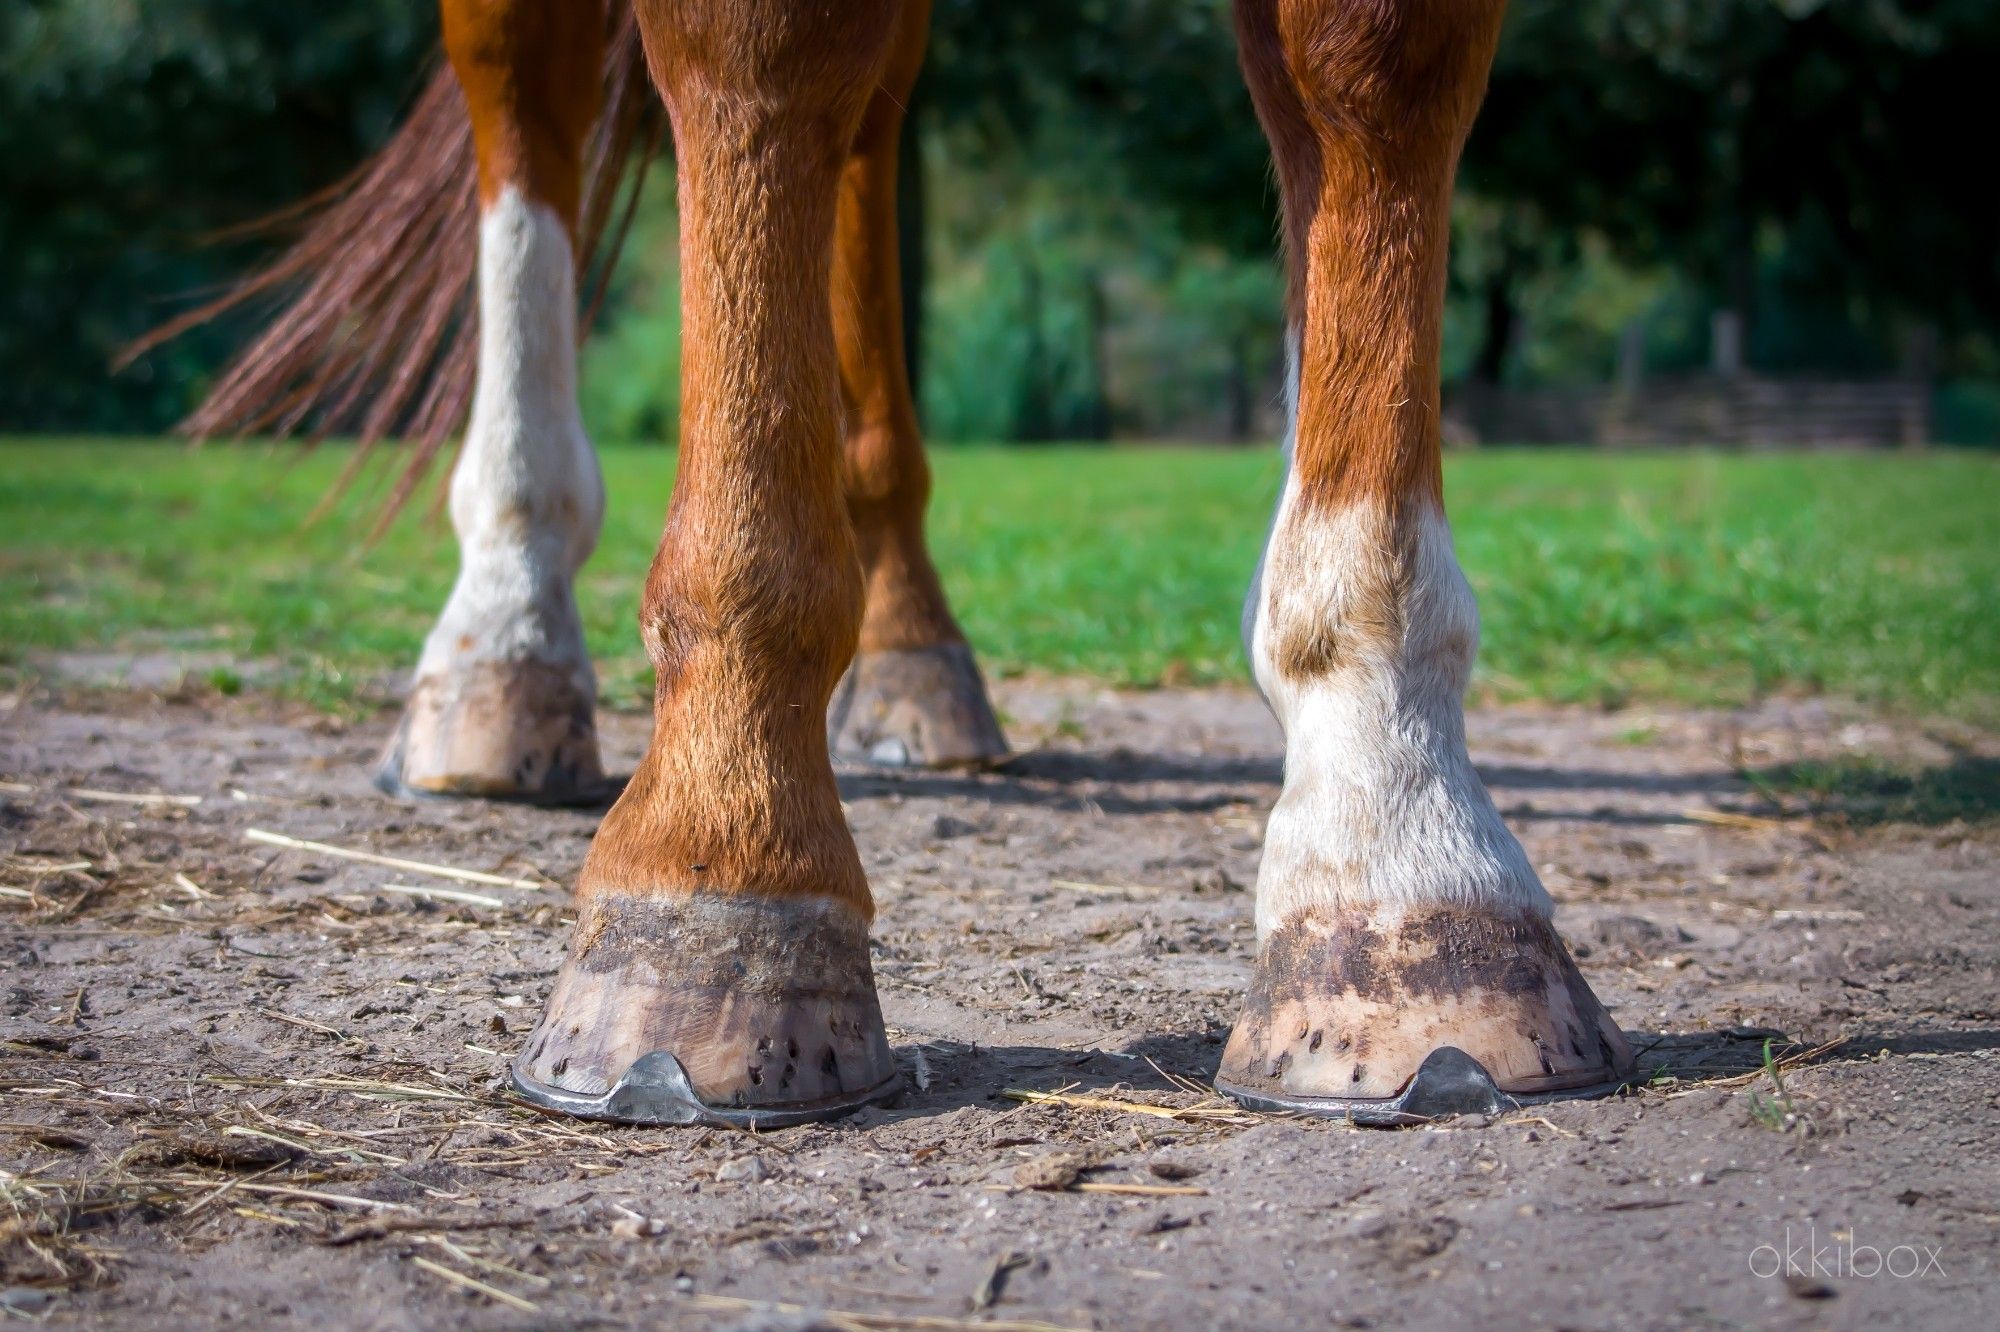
[416,187,603,692]
[1248,484,1548,938]
[1240,324,1300,671]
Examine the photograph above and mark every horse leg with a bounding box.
[511,0,906,1124]
[379,0,608,804]
[1218,0,1633,1119]
[825,0,1009,770]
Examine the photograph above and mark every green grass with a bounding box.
[1747,755,2000,826]
[2,440,1996,726]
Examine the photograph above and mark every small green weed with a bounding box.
[1746,1039,1800,1133]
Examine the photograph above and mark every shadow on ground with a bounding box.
[861,1025,2000,1127]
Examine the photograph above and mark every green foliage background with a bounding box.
[6,0,1999,441]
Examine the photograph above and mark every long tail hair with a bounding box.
[120,8,662,526]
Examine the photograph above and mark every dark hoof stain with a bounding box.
[1217,903,1635,1100]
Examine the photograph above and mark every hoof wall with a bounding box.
[514,892,899,1126]
[372,754,613,809]
[829,643,1008,769]
[376,661,606,806]
[1216,904,1635,1118]
[1217,1045,1630,1126]
[511,1049,900,1128]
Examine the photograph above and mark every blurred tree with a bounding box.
[0,0,434,431]
[3,0,1996,437]
[1470,0,2000,377]
[929,0,1272,258]
[918,0,1283,439]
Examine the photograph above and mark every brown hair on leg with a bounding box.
[1233,0,1506,522]
[443,0,607,226]
[825,0,1008,769]
[513,0,909,1122]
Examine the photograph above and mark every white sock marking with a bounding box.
[415,187,603,691]
[1246,361,1548,938]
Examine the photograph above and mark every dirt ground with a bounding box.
[3,675,1997,1331]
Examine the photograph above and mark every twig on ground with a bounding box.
[243,829,543,890]
[408,1255,540,1313]
[229,1205,306,1227]
[199,1074,479,1104]
[1494,1114,1577,1138]
[378,883,506,909]
[685,1293,1090,1332]
[255,1008,357,1043]
[1680,807,1793,832]
[222,1125,405,1167]
[1646,1038,1847,1093]
[1000,1087,1257,1126]
[972,1251,1032,1311]
[161,1180,418,1213]
[315,1214,539,1246]
[0,780,201,807]
[420,1236,551,1289]
[177,1162,288,1221]
[1050,878,1174,895]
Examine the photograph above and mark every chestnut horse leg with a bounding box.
[378,0,608,804]
[1217,0,1633,1120]
[511,0,906,1124]
[826,0,1008,769]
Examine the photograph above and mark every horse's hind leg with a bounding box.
[825,0,1009,770]
[511,0,905,1125]
[1217,0,1632,1120]
[379,0,609,804]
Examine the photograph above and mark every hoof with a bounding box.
[1215,904,1633,1124]
[376,661,606,806]
[513,892,899,1127]
[828,642,1008,769]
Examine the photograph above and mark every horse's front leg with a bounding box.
[512,0,908,1125]
[1219,0,1633,1120]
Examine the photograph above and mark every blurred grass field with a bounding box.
[2,439,1996,727]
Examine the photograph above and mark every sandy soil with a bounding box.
[2,678,1996,1330]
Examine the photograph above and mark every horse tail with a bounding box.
[119,8,661,524]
